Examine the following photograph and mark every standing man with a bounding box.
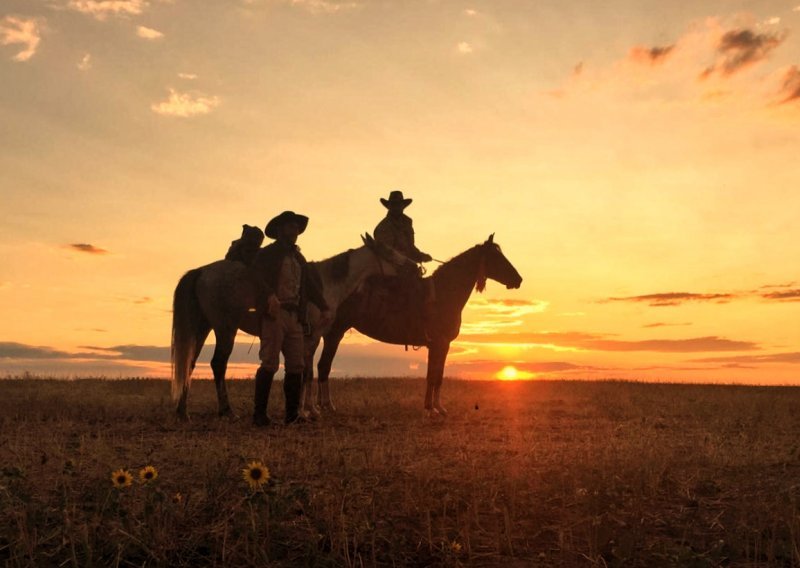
[374,190,432,263]
[250,211,331,426]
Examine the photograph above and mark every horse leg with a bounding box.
[317,327,346,411]
[300,335,321,419]
[210,327,237,418]
[426,341,450,416]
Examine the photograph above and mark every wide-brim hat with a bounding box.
[265,211,309,239]
[380,190,412,209]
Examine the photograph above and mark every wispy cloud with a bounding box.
[558,17,794,108]
[457,41,473,54]
[77,53,91,71]
[0,16,41,62]
[177,72,197,80]
[776,66,800,104]
[66,0,148,20]
[468,297,548,317]
[643,322,692,328]
[81,344,169,361]
[285,0,359,14]
[136,25,163,40]
[700,28,786,79]
[68,243,109,255]
[605,292,736,307]
[0,342,84,360]
[464,8,478,17]
[692,352,800,364]
[760,288,800,301]
[151,88,220,117]
[629,44,675,65]
[457,331,759,352]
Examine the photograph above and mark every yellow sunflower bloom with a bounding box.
[242,461,270,490]
[111,468,133,489]
[139,465,158,483]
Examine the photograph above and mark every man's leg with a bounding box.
[282,311,306,424]
[254,317,281,426]
[253,366,274,426]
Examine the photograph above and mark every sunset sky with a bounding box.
[2,0,799,383]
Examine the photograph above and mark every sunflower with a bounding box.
[139,465,158,483]
[242,461,270,490]
[111,468,133,489]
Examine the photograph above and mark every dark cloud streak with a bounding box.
[68,243,109,255]
[701,28,785,79]
[605,292,736,306]
[629,44,675,64]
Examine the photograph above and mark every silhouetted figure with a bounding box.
[250,211,330,426]
[374,190,434,337]
[224,224,264,265]
[374,191,432,263]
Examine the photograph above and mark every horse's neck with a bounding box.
[320,247,378,309]
[432,248,480,312]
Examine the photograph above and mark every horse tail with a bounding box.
[171,268,208,404]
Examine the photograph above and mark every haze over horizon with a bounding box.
[1,0,799,384]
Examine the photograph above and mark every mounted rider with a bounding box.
[374,191,432,265]
[250,211,331,426]
[373,190,434,339]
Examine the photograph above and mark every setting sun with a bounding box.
[498,366,519,381]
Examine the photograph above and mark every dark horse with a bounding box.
[171,235,410,419]
[307,234,522,415]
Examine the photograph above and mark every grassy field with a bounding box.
[2,377,800,567]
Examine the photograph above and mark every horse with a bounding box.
[170,234,411,419]
[306,234,522,415]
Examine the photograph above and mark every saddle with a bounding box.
[224,224,264,265]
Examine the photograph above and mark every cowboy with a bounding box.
[374,190,435,340]
[250,211,331,426]
[374,190,432,263]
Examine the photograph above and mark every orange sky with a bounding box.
[1,0,799,383]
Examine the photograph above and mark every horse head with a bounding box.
[476,233,522,291]
[361,233,416,275]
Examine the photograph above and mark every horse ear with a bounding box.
[487,233,494,244]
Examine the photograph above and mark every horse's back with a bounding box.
[195,260,261,334]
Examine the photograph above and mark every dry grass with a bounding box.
[2,377,800,566]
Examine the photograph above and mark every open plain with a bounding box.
[2,377,800,567]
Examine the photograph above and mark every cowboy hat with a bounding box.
[265,211,309,239]
[380,190,412,209]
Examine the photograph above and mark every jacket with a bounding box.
[374,213,429,263]
[250,241,329,319]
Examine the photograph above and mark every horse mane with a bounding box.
[431,244,482,277]
[431,243,493,292]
